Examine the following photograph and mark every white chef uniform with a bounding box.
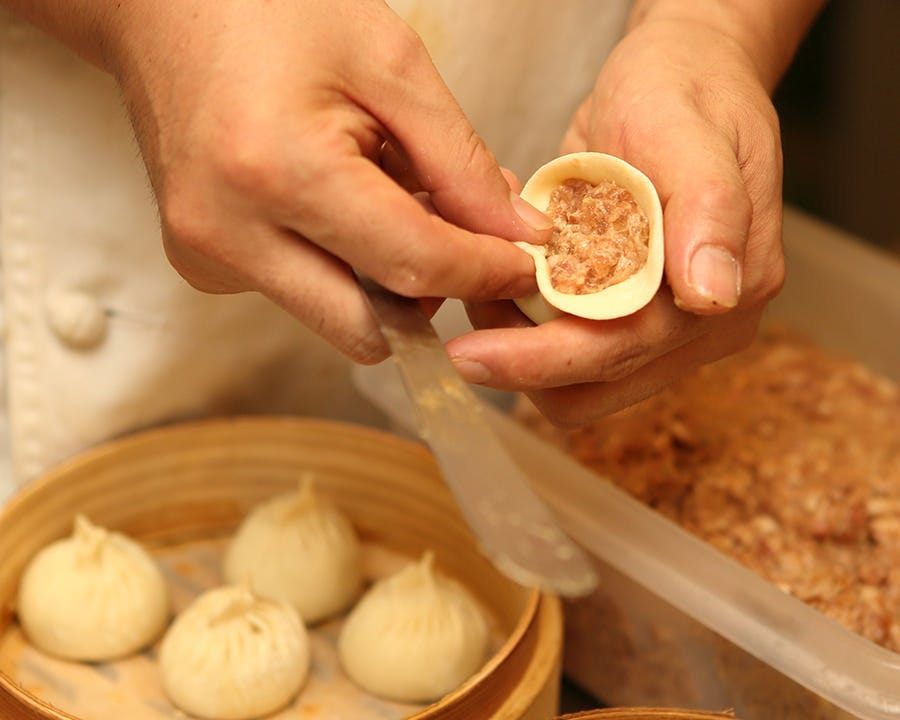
[0,1,628,502]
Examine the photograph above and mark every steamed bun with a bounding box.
[16,515,170,661]
[223,477,361,623]
[338,552,489,703]
[159,584,310,720]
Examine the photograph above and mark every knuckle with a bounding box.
[161,193,219,257]
[759,252,786,303]
[755,98,782,142]
[599,354,640,384]
[171,267,224,295]
[159,190,248,290]
[596,335,646,382]
[211,111,353,220]
[385,270,432,299]
[744,219,786,307]
[336,324,390,365]
[763,113,783,163]
[378,251,439,298]
[160,233,232,294]
[208,112,328,207]
[300,296,390,364]
[736,102,783,180]
[213,129,288,202]
[379,24,429,81]
[453,124,495,177]
[704,178,753,229]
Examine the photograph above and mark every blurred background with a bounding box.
[775,0,899,254]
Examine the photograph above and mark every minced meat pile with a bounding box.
[516,329,900,651]
[543,178,649,295]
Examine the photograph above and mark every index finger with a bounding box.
[288,155,538,301]
[347,20,551,245]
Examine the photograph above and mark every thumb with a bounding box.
[418,126,554,242]
[654,127,751,314]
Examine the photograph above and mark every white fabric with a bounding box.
[390,0,629,179]
[0,1,627,502]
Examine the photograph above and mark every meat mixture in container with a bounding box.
[516,328,900,652]
[543,178,649,295]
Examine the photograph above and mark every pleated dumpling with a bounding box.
[16,514,170,661]
[159,584,310,720]
[223,477,362,623]
[338,552,489,703]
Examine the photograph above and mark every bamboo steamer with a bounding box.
[558,712,737,719]
[0,416,562,720]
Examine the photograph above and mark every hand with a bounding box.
[95,0,550,362]
[446,15,787,425]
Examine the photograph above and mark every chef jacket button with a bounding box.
[45,290,109,350]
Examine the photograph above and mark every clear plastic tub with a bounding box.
[354,208,900,720]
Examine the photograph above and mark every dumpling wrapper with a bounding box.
[514,152,664,323]
[338,552,489,704]
[159,584,310,720]
[16,515,170,662]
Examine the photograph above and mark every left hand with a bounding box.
[445,15,786,426]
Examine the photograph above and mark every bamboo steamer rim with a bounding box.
[0,415,552,720]
[0,416,439,518]
[557,710,737,719]
[0,679,63,720]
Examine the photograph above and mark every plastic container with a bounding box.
[558,713,738,720]
[354,208,900,720]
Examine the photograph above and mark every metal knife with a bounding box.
[358,275,598,598]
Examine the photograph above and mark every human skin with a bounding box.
[3,0,824,426]
[447,0,826,425]
[1,0,551,362]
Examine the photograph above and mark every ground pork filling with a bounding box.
[516,329,900,652]
[543,178,650,295]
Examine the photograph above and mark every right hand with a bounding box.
[97,0,550,361]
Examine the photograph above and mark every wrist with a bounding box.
[626,0,825,93]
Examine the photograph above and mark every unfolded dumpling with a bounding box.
[514,152,664,323]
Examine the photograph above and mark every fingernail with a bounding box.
[510,191,553,232]
[451,357,492,384]
[688,245,741,308]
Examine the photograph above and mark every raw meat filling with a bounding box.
[543,178,649,295]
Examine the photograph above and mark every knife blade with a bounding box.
[358,275,598,598]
